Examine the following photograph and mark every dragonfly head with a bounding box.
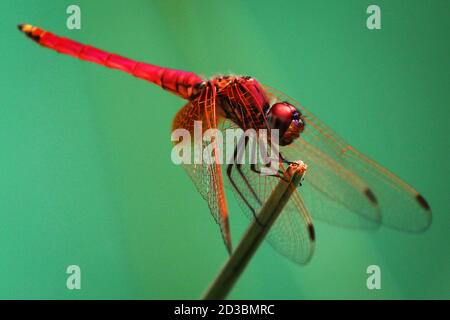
[267,102,305,146]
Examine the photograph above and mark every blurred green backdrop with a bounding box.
[0,0,449,299]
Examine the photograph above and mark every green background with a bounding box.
[0,0,449,299]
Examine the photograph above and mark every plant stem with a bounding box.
[203,161,306,300]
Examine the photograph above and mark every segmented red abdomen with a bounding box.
[18,24,204,100]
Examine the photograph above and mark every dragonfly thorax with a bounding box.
[211,76,304,146]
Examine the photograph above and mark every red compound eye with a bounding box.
[268,102,304,131]
[268,102,294,133]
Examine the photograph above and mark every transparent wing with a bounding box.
[172,85,233,252]
[263,84,432,232]
[219,81,315,264]
[284,140,382,229]
[221,123,315,264]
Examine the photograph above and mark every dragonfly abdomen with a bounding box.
[18,24,204,100]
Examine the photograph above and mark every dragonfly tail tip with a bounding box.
[17,23,40,42]
[17,23,31,32]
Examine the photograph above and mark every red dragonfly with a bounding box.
[19,24,432,264]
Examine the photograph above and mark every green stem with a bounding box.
[203,162,306,300]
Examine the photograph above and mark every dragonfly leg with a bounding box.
[253,151,291,183]
[236,137,263,205]
[252,144,287,179]
[280,152,295,165]
[227,138,266,227]
[277,153,300,183]
[227,163,265,227]
[250,162,288,182]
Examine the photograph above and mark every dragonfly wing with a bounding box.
[225,158,315,264]
[221,117,315,264]
[283,140,381,229]
[271,191,315,264]
[218,81,315,264]
[264,85,432,232]
[172,85,233,252]
[335,144,431,231]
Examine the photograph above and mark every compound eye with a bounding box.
[267,102,304,145]
[268,102,294,130]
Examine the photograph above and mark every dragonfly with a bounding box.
[19,24,432,264]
